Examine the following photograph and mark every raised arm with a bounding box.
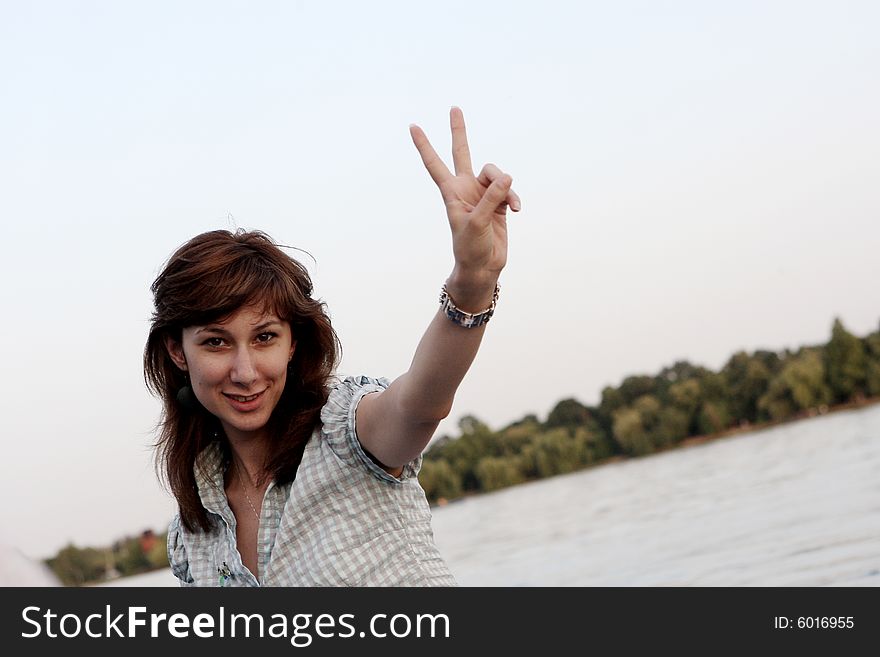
[356,107,521,472]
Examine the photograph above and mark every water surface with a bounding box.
[431,404,880,586]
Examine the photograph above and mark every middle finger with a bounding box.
[450,107,474,177]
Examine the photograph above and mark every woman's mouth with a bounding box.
[223,390,266,410]
[226,392,261,402]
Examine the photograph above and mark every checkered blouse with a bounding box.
[167,375,457,587]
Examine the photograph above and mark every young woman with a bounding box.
[144,108,520,586]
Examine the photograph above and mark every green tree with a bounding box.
[612,406,652,456]
[723,352,772,423]
[458,415,490,437]
[522,428,592,477]
[425,416,496,493]
[825,318,868,402]
[613,395,660,455]
[546,398,591,432]
[667,378,702,433]
[759,350,832,421]
[146,534,169,569]
[596,385,625,436]
[418,459,463,502]
[46,544,105,586]
[658,360,708,384]
[668,378,701,416]
[116,538,151,576]
[612,394,690,456]
[618,375,657,405]
[864,329,880,396]
[654,407,690,446]
[699,371,729,400]
[503,414,539,430]
[474,456,526,492]
[498,418,541,450]
[697,400,732,435]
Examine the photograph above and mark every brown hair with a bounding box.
[144,230,341,532]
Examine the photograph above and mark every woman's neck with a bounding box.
[223,428,271,488]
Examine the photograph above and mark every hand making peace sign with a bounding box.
[410,107,521,284]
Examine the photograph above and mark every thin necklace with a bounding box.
[234,461,262,522]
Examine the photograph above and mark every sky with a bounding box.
[1,0,879,559]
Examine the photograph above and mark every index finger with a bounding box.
[410,124,452,187]
[450,106,473,176]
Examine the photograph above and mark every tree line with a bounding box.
[418,317,880,503]
[45,530,168,586]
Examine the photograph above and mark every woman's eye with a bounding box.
[203,337,225,347]
[256,332,277,343]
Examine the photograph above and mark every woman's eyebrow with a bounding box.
[194,326,228,335]
[251,321,282,332]
[193,319,283,336]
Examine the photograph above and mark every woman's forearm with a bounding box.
[394,269,499,422]
[354,270,500,469]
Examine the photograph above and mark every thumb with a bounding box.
[473,174,512,218]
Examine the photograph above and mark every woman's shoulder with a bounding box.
[319,374,389,445]
[321,374,390,414]
[317,374,421,483]
[319,374,390,433]
[326,373,391,395]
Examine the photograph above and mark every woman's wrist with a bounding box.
[445,267,499,313]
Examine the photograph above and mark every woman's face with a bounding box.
[166,305,296,444]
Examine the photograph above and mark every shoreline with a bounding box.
[431,395,880,507]
[674,394,880,450]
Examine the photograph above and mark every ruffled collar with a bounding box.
[194,441,233,524]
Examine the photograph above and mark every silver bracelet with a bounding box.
[439,282,500,328]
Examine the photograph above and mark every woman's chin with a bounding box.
[217,411,273,441]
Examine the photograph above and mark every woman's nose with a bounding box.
[230,347,258,386]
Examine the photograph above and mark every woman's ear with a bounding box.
[164,335,188,372]
[288,339,296,363]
